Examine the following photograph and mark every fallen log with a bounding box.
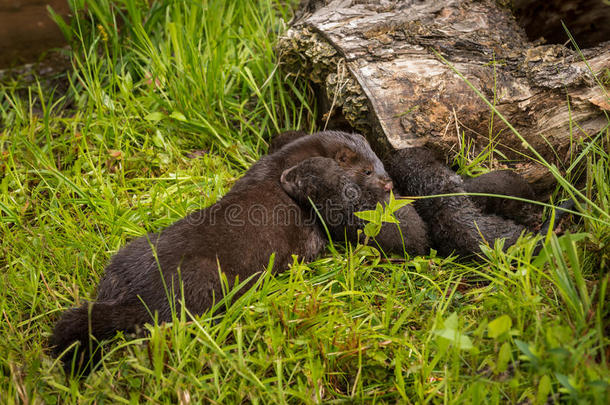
[277,0,610,193]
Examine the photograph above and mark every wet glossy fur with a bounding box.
[385,148,532,256]
[51,131,389,374]
[280,157,430,255]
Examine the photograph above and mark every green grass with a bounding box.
[1,0,609,403]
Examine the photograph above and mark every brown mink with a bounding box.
[270,131,538,256]
[280,156,430,256]
[50,131,392,375]
[268,130,309,153]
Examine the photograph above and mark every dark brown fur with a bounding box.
[385,148,531,257]
[272,133,572,255]
[280,157,429,255]
[462,170,537,226]
[270,131,537,257]
[268,130,309,154]
[51,131,390,375]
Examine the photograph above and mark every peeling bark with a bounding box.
[277,0,610,193]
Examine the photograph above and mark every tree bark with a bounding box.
[277,0,610,193]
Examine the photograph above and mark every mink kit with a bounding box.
[276,133,539,259]
[280,156,430,256]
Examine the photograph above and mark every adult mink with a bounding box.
[50,131,392,375]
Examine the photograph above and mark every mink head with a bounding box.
[276,131,393,193]
[324,132,392,191]
[280,156,391,224]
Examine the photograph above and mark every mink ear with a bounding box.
[280,165,297,186]
[335,148,355,164]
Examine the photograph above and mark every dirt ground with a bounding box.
[0,1,71,68]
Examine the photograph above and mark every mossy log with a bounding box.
[277,0,610,193]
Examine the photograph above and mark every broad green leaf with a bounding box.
[555,373,578,395]
[488,315,512,339]
[387,192,412,211]
[144,111,165,122]
[380,211,400,224]
[364,222,381,238]
[354,210,379,222]
[515,339,539,365]
[434,313,473,350]
[434,328,473,350]
[536,375,552,405]
[444,312,459,330]
[170,111,187,121]
[496,342,511,373]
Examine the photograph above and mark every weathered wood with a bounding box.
[277,0,610,193]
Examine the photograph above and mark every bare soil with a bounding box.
[0,0,71,68]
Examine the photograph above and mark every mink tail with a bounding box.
[50,299,148,376]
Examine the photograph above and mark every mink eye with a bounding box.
[364,169,372,176]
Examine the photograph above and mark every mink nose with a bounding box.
[383,180,393,192]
